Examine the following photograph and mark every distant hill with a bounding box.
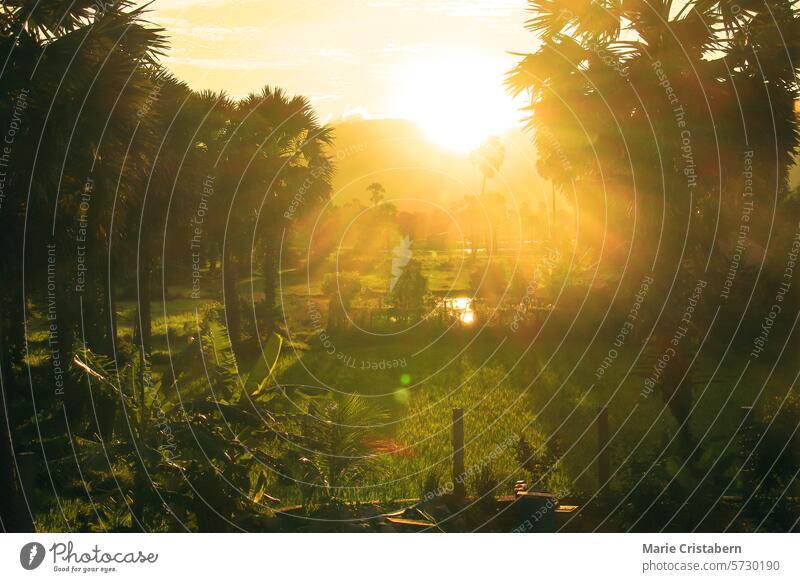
[327,117,549,214]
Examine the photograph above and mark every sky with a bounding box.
[147,0,535,150]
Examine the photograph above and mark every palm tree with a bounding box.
[470,136,505,251]
[509,0,799,252]
[508,0,800,448]
[367,182,386,207]
[0,0,167,529]
[230,87,333,340]
[470,135,505,196]
[288,394,387,508]
[510,0,800,268]
[0,0,339,532]
[132,72,201,358]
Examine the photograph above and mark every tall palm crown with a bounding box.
[217,87,334,338]
[508,0,800,439]
[1,0,167,355]
[470,135,505,195]
[509,0,800,249]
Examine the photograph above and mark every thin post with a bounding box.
[452,407,465,499]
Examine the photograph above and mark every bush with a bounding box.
[390,259,428,310]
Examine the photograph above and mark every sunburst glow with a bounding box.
[392,50,520,153]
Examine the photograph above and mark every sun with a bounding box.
[392,50,521,153]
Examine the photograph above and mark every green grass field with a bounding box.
[22,249,790,511]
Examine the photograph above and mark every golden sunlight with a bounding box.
[11,0,800,546]
[391,50,520,153]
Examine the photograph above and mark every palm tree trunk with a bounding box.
[137,246,153,356]
[135,245,154,440]
[223,244,242,352]
[0,324,34,531]
[50,243,83,433]
[0,245,33,530]
[82,242,116,443]
[262,243,278,336]
[96,273,117,443]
